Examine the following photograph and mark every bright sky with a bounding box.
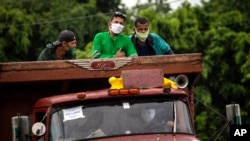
[121,0,203,10]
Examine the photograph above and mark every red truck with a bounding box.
[0,53,202,141]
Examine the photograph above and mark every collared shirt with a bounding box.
[92,32,138,58]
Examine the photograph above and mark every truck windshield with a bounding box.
[50,97,194,141]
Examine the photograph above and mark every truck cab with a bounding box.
[30,69,200,141]
[35,91,196,140]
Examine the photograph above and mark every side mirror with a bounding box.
[32,122,46,136]
[12,116,30,141]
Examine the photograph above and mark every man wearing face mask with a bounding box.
[37,30,77,61]
[92,11,138,58]
[130,17,174,56]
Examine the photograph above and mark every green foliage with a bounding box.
[76,42,92,59]
[0,4,33,61]
[96,0,124,13]
[194,0,250,140]
[232,32,250,83]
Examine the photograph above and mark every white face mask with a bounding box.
[135,29,149,42]
[110,23,124,34]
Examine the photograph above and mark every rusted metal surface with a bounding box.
[122,69,164,89]
[0,53,202,83]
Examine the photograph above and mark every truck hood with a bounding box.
[86,134,200,141]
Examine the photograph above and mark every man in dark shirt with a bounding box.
[130,17,174,56]
[37,30,77,61]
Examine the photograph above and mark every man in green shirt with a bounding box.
[92,11,138,58]
[37,30,77,61]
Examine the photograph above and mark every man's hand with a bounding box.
[115,48,126,58]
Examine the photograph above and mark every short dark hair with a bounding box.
[134,17,149,27]
[111,11,127,20]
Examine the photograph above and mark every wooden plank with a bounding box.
[0,53,202,83]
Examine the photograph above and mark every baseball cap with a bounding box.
[53,30,76,46]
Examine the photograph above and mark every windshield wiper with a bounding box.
[173,101,176,133]
[86,129,106,138]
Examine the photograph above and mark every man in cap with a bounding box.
[37,30,77,61]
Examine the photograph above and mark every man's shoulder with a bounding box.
[149,33,161,38]
[39,47,53,55]
[37,47,53,61]
[94,32,110,40]
[115,34,131,41]
[95,31,109,36]
[149,33,166,42]
[119,34,130,38]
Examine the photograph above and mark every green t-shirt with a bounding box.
[92,32,138,58]
[37,43,76,61]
